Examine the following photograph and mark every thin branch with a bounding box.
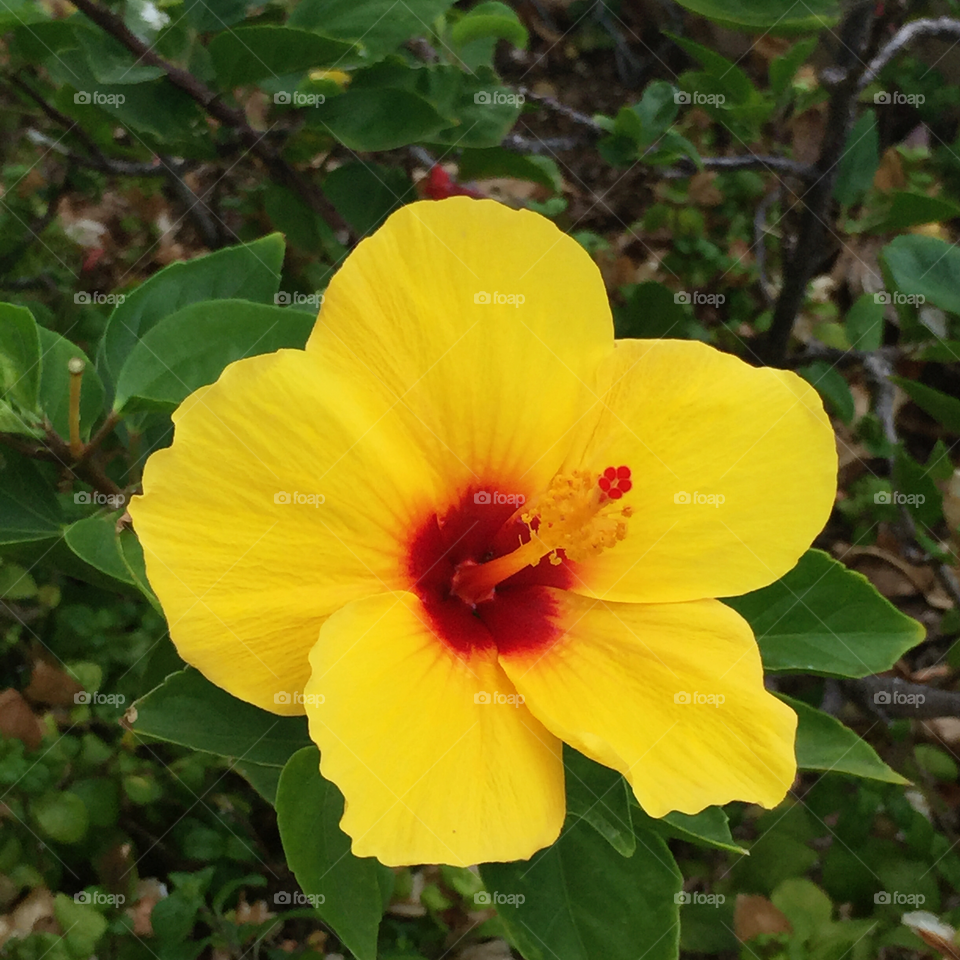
[845,676,960,720]
[859,16,960,90]
[763,0,877,365]
[67,0,352,241]
[516,85,607,133]
[755,186,781,308]
[666,155,816,179]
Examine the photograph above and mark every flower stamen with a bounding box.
[451,466,633,605]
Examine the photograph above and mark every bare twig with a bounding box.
[516,86,607,133]
[859,16,960,90]
[755,186,782,308]
[67,0,352,240]
[666,155,817,179]
[763,0,877,365]
[845,676,960,719]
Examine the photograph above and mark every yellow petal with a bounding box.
[130,349,444,714]
[565,339,837,602]
[499,590,797,817]
[308,197,613,496]
[304,591,565,866]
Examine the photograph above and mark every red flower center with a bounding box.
[405,486,572,657]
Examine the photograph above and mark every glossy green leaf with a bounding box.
[184,0,249,32]
[276,747,384,960]
[780,694,908,783]
[64,513,136,587]
[0,449,64,546]
[833,110,878,206]
[322,162,415,236]
[37,328,104,440]
[134,668,312,767]
[882,233,960,315]
[797,360,855,424]
[113,300,314,413]
[76,27,165,84]
[564,746,635,857]
[450,2,528,50]
[311,88,448,151]
[726,549,925,678]
[645,806,747,855]
[118,528,162,613]
[670,0,839,31]
[209,26,356,87]
[864,191,960,234]
[481,815,681,960]
[101,233,285,384]
[0,302,41,412]
[289,0,456,58]
[457,148,561,190]
[845,292,885,351]
[891,377,960,434]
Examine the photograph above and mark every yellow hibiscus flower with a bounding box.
[129,197,837,868]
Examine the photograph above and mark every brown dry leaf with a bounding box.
[837,545,952,607]
[0,887,57,948]
[912,664,952,683]
[902,912,960,960]
[0,689,43,750]
[734,894,793,942]
[924,718,960,745]
[17,170,46,199]
[752,34,791,62]
[874,147,907,192]
[688,171,723,206]
[23,659,83,707]
[235,898,274,925]
[127,878,167,937]
[791,108,826,166]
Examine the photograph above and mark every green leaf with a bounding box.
[118,528,162,613]
[891,377,960,433]
[76,26,165,84]
[64,513,136,587]
[276,747,384,960]
[670,0,839,31]
[864,191,960,234]
[564,746,635,857]
[770,878,832,942]
[209,26,356,87]
[797,360,855,424]
[54,893,108,958]
[311,88,448,151]
[647,806,747,855]
[0,303,41,412]
[457,148,562,190]
[101,233,285,384]
[614,282,695,339]
[481,815,681,960]
[0,450,64,546]
[322,162,414,237]
[780,694,908,783]
[37,328,104,440]
[726,549,925,678]
[233,760,283,803]
[113,300,314,413]
[845,292,885,351]
[133,668,312,767]
[450,2,528,50]
[833,110,878,206]
[0,562,37,599]
[769,37,818,97]
[31,792,89,843]
[289,0,456,59]
[184,0,249,32]
[882,233,960,315]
